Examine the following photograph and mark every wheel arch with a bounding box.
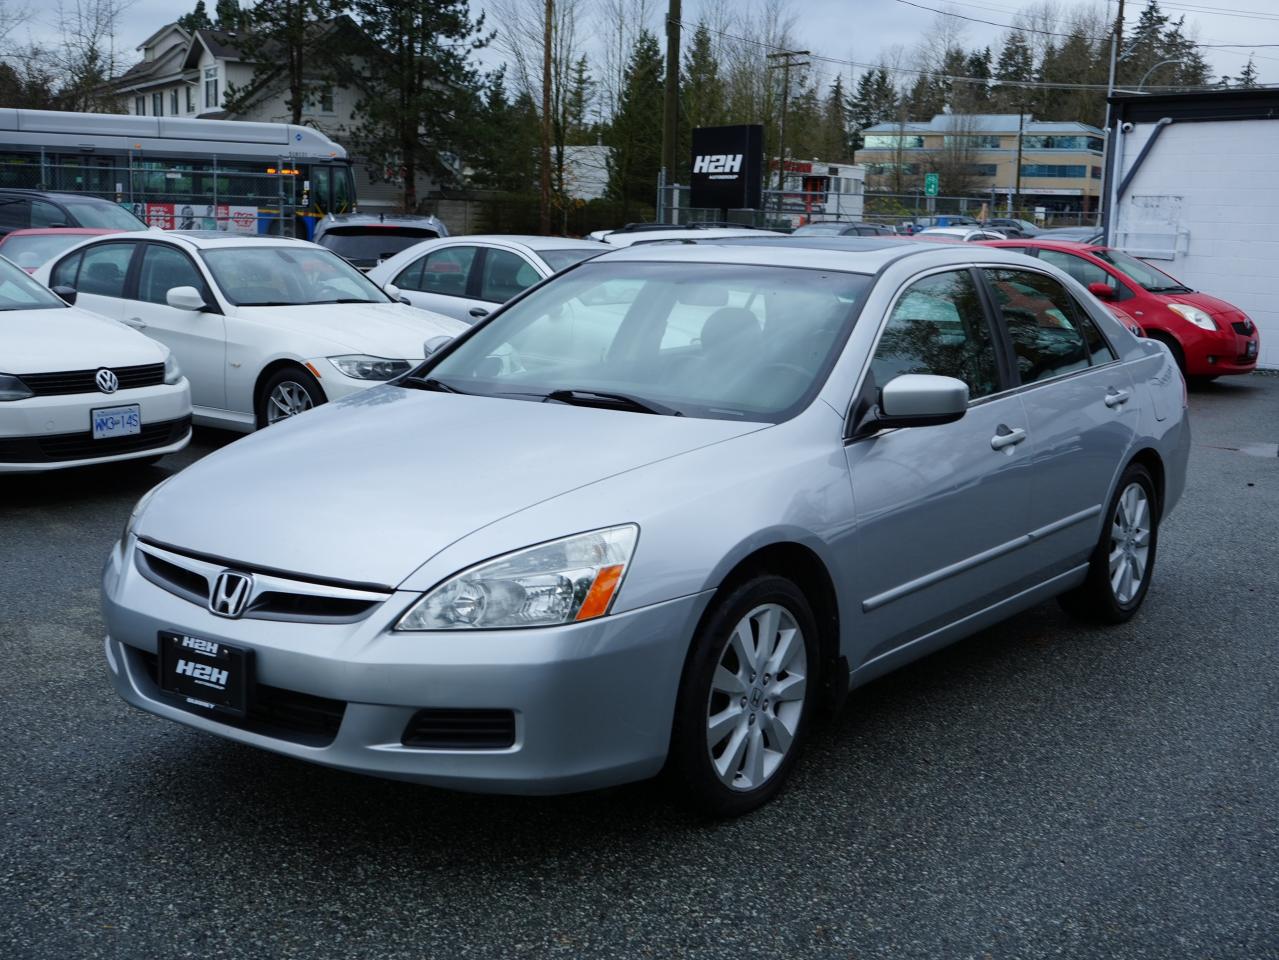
[253,357,326,426]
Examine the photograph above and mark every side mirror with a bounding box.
[384,282,411,305]
[870,374,969,430]
[166,286,206,311]
[423,335,452,356]
[1087,281,1116,301]
[51,285,77,306]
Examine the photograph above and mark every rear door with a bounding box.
[844,267,1035,665]
[122,241,227,410]
[980,266,1137,578]
[471,246,545,321]
[51,240,137,323]
[390,243,485,322]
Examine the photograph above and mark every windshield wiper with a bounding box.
[400,375,467,394]
[543,388,682,416]
[237,301,297,307]
[309,298,375,304]
[1145,285,1192,293]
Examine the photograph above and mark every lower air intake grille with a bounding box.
[0,416,190,463]
[401,708,516,750]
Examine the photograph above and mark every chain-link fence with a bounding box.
[656,179,868,230]
[0,152,307,235]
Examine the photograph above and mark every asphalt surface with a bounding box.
[2,376,1277,960]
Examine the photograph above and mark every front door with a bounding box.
[844,268,1034,668]
[124,242,227,410]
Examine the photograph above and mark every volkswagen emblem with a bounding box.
[209,571,253,618]
[94,368,119,394]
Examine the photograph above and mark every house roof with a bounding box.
[184,28,248,69]
[863,114,1104,136]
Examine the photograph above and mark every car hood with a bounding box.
[231,301,467,359]
[137,388,766,587]
[1165,290,1247,321]
[5,305,166,373]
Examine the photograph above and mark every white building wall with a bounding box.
[1113,118,1279,369]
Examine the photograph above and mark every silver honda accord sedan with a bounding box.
[102,239,1190,816]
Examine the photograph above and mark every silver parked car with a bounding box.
[102,241,1189,816]
[366,235,607,324]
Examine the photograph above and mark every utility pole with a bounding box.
[1101,0,1125,237]
[661,0,681,224]
[1014,106,1024,216]
[766,50,809,222]
[539,0,553,235]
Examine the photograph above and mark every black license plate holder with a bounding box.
[157,631,252,717]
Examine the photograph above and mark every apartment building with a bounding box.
[858,114,1105,216]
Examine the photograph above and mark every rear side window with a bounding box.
[985,268,1089,384]
[0,199,30,231]
[479,249,540,302]
[76,243,135,298]
[402,245,476,296]
[138,244,205,305]
[871,269,999,400]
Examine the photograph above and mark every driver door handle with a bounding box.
[990,425,1027,451]
[1105,389,1131,408]
[469,307,489,319]
[124,317,147,330]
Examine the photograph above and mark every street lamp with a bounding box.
[1137,58,1189,91]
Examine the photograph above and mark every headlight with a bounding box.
[328,355,411,380]
[396,524,639,631]
[1168,303,1217,331]
[0,373,32,402]
[122,478,170,543]
[163,352,182,385]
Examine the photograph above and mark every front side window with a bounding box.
[30,200,67,228]
[425,262,870,422]
[985,268,1090,384]
[402,245,477,296]
[199,246,389,306]
[479,249,540,302]
[1037,248,1120,297]
[138,244,206,305]
[871,269,998,400]
[75,243,136,298]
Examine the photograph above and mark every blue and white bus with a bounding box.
[0,109,358,238]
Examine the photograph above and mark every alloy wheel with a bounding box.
[266,381,314,424]
[705,603,808,792]
[1109,482,1151,604]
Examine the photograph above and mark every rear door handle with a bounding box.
[124,317,147,330]
[1104,389,1130,408]
[990,425,1027,450]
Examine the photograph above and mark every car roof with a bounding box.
[982,238,1105,252]
[431,234,607,250]
[0,188,117,203]
[168,231,317,249]
[601,227,782,247]
[594,236,1029,273]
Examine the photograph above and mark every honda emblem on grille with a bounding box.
[95,368,119,394]
[209,571,253,618]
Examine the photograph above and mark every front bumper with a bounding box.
[1176,323,1260,377]
[102,537,711,794]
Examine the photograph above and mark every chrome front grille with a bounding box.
[134,540,391,623]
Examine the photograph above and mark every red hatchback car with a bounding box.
[982,239,1260,381]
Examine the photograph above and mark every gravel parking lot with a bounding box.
[2,376,1277,960]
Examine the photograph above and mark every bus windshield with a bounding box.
[200,246,391,307]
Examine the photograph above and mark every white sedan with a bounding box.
[0,256,190,472]
[366,235,606,324]
[35,233,466,432]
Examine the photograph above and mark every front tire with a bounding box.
[256,366,325,429]
[1059,463,1159,624]
[670,575,819,817]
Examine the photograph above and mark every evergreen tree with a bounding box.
[470,69,540,193]
[963,47,992,108]
[214,0,241,28]
[678,23,724,180]
[564,55,595,144]
[348,0,489,208]
[1236,56,1260,88]
[847,68,898,156]
[606,29,663,220]
[820,75,850,160]
[177,0,212,33]
[907,73,944,120]
[992,31,1034,113]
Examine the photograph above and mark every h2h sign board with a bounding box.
[690,124,763,210]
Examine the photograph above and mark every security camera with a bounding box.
[1120,121,1135,134]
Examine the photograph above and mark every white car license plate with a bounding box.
[91,404,141,440]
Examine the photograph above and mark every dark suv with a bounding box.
[0,189,146,236]
[792,221,895,237]
[312,213,448,271]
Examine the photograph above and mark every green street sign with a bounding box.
[924,173,939,197]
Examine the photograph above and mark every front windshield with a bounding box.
[0,257,68,310]
[1094,249,1189,292]
[1,234,92,271]
[200,246,392,306]
[60,198,146,230]
[423,261,869,422]
[539,248,605,272]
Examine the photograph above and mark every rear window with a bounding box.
[318,228,439,265]
[0,234,91,271]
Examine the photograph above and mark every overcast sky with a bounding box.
[21,0,1278,89]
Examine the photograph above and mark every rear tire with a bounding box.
[1059,463,1159,624]
[670,575,819,817]
[256,366,325,430]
